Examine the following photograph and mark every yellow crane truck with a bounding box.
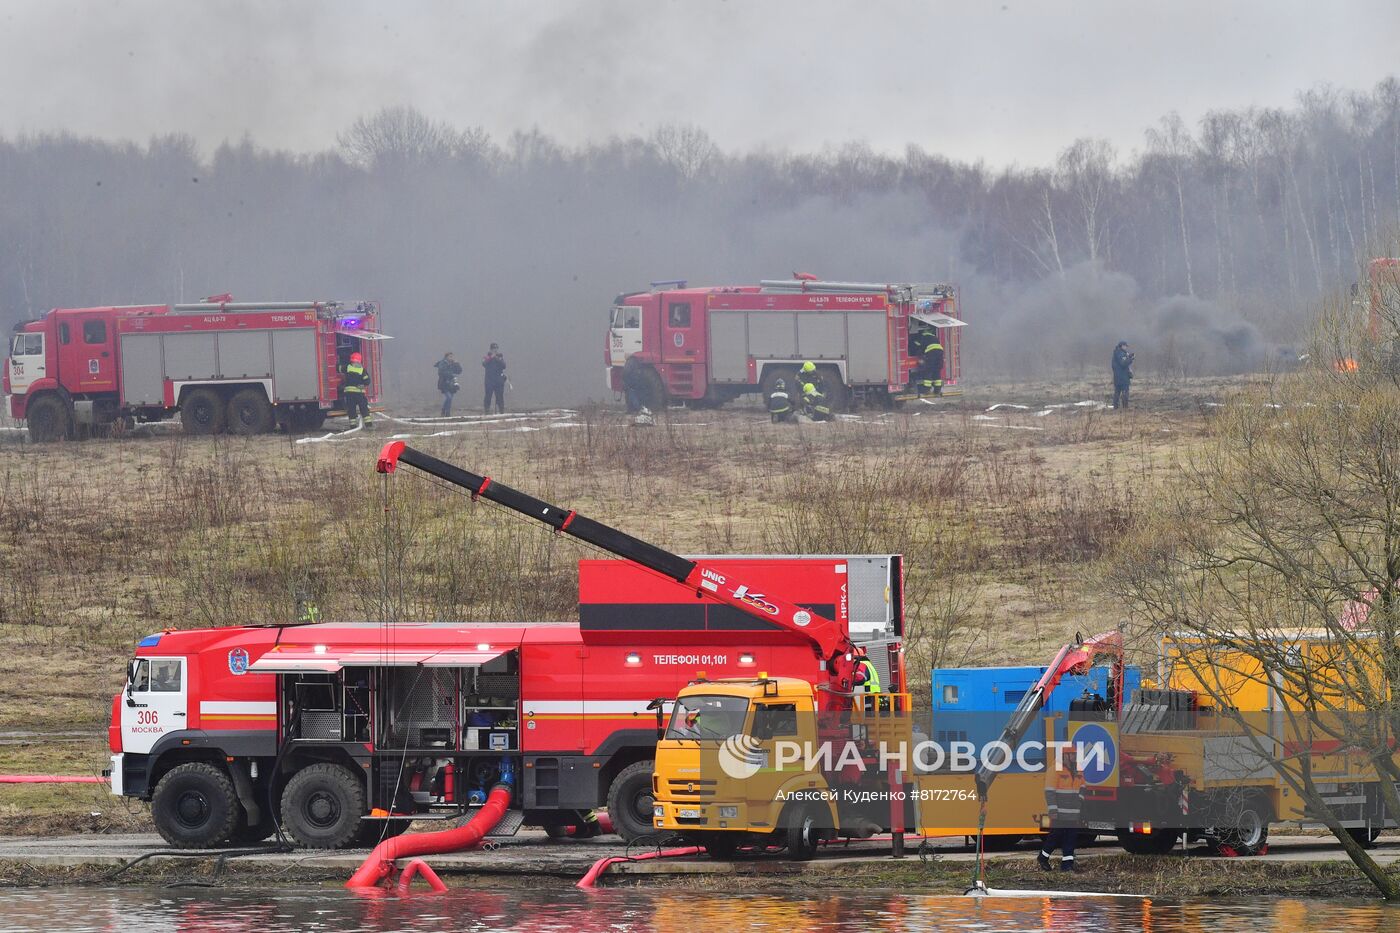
[651,632,1124,857]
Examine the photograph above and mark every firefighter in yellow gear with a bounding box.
[854,645,882,693]
[798,361,833,421]
[342,351,371,425]
[910,329,944,397]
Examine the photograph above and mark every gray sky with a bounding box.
[2,0,1397,166]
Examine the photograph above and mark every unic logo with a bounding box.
[718,733,767,779]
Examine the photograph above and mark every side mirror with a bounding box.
[648,697,669,740]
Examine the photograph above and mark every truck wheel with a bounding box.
[25,395,73,442]
[151,762,243,848]
[1347,826,1380,849]
[606,760,656,843]
[280,762,366,849]
[817,365,849,412]
[1214,798,1270,856]
[634,367,667,412]
[181,388,226,435]
[227,388,274,435]
[783,803,824,860]
[1117,827,1181,855]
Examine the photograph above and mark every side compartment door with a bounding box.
[120,658,189,754]
[58,314,119,394]
[659,295,704,367]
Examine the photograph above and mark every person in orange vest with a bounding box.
[1039,742,1082,872]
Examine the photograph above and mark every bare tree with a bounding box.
[1056,137,1118,269]
[1146,113,1198,296]
[1109,273,1400,898]
[651,124,720,181]
[336,105,476,170]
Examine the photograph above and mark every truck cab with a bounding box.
[652,676,914,858]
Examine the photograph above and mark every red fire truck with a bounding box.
[4,298,385,441]
[108,444,903,849]
[604,277,964,410]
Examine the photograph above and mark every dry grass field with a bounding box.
[0,375,1242,832]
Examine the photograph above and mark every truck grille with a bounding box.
[666,779,717,800]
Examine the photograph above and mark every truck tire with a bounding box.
[1117,827,1181,855]
[1347,826,1380,849]
[783,802,824,860]
[1214,797,1270,856]
[633,367,667,412]
[816,365,849,412]
[151,762,243,848]
[181,388,226,435]
[25,395,73,442]
[606,760,656,843]
[280,762,366,849]
[226,388,274,435]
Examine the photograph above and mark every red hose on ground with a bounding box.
[576,846,702,889]
[0,775,106,784]
[346,784,511,889]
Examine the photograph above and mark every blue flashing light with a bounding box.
[339,317,362,329]
[137,634,162,648]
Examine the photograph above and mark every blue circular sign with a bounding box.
[1073,723,1117,786]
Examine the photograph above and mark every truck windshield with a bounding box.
[611,306,640,330]
[665,694,749,740]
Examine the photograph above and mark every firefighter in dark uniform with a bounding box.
[909,326,945,397]
[767,377,794,423]
[342,351,371,425]
[799,361,832,421]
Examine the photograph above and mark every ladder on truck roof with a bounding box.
[759,279,954,301]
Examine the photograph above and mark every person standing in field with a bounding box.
[435,352,462,417]
[1111,341,1134,410]
[482,343,507,414]
[341,351,371,426]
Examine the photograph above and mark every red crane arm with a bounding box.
[376,442,858,692]
[973,630,1124,799]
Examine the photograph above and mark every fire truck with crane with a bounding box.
[107,441,903,849]
[5,297,386,441]
[605,276,964,411]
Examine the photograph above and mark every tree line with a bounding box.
[2,78,1399,402]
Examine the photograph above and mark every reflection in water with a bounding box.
[1,886,1398,933]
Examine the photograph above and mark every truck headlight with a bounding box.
[653,805,664,818]
[719,806,739,819]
